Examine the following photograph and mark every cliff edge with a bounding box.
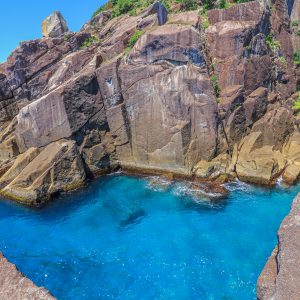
[0,253,55,300]
[0,0,299,206]
[257,193,300,299]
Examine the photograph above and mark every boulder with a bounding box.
[282,132,300,164]
[282,164,300,185]
[42,11,69,38]
[252,107,294,150]
[194,154,231,179]
[235,132,286,185]
[1,140,86,205]
[0,147,40,188]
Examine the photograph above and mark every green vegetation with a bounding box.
[294,50,300,66]
[200,9,210,29]
[92,0,254,20]
[64,33,73,41]
[293,94,300,115]
[275,56,287,68]
[126,30,144,50]
[92,1,112,18]
[80,35,100,49]
[296,30,300,37]
[218,0,228,9]
[211,75,221,98]
[266,34,281,53]
[292,20,299,27]
[92,0,198,19]
[201,0,214,10]
[176,0,198,11]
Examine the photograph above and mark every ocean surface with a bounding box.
[0,174,299,300]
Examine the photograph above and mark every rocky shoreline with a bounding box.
[0,0,300,206]
[257,192,300,299]
[0,253,54,300]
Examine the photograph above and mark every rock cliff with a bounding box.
[257,193,300,299]
[0,0,300,205]
[0,253,54,299]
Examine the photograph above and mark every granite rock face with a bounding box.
[0,0,300,204]
[0,253,55,299]
[257,193,300,300]
[42,11,68,38]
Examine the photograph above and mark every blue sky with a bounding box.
[0,0,106,63]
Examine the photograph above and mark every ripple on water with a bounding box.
[0,174,299,300]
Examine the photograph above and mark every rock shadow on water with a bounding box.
[119,208,147,229]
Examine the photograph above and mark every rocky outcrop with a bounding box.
[257,193,300,300]
[0,253,55,299]
[0,140,86,205]
[142,1,168,25]
[290,0,300,51]
[0,0,300,204]
[42,11,68,38]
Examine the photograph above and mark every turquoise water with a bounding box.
[0,175,299,299]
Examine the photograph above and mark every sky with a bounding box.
[0,0,106,63]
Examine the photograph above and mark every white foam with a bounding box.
[224,179,253,193]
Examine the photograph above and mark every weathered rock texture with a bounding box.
[42,11,68,38]
[0,253,55,299]
[257,193,300,300]
[0,1,300,205]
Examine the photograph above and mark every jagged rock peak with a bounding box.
[142,1,168,26]
[42,11,69,38]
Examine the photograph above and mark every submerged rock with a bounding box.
[147,176,173,191]
[190,181,229,200]
[120,209,146,227]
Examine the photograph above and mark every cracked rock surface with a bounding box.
[0,1,299,206]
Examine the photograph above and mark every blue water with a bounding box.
[0,175,299,300]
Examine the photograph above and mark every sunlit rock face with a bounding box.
[0,0,300,204]
[42,11,69,38]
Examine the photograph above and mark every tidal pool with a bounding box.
[0,175,299,299]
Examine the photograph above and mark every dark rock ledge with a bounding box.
[0,253,55,300]
[257,193,300,300]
